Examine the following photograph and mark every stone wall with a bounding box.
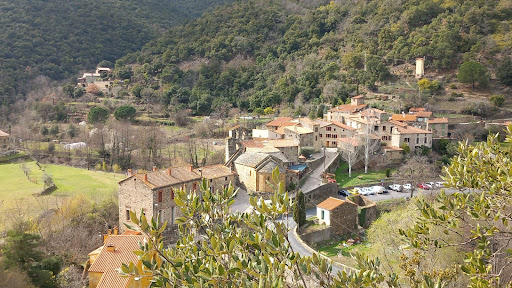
[330,202,358,236]
[348,195,377,229]
[306,155,325,172]
[304,183,339,209]
[299,226,331,246]
[234,163,257,192]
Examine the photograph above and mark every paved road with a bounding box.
[300,148,339,193]
[230,187,249,213]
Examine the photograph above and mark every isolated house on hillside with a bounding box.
[118,165,236,238]
[0,129,10,149]
[88,234,150,288]
[317,197,358,236]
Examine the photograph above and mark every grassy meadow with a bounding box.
[0,161,123,229]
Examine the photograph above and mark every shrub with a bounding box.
[385,168,391,178]
[490,94,505,107]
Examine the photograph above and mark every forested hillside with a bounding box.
[0,0,233,101]
[115,0,512,116]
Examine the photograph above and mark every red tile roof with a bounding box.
[329,104,367,113]
[409,107,426,112]
[390,114,418,122]
[330,121,356,130]
[317,197,351,210]
[193,164,234,179]
[266,117,293,127]
[89,235,145,288]
[394,125,432,134]
[414,111,433,118]
[352,95,364,99]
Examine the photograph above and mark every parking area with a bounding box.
[336,185,454,202]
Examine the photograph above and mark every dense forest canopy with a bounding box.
[114,0,512,115]
[0,0,233,102]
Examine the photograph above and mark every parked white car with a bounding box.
[403,183,412,190]
[426,182,435,189]
[435,182,446,188]
[362,187,375,195]
[388,184,402,191]
[371,186,387,194]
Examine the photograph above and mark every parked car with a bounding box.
[417,183,431,190]
[435,182,446,188]
[362,187,375,195]
[349,187,362,195]
[371,186,387,194]
[403,183,412,190]
[426,182,435,189]
[338,189,349,196]
[388,184,402,191]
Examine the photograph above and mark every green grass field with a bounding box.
[0,162,123,228]
[335,162,394,188]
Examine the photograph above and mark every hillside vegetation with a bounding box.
[114,0,512,116]
[0,0,233,102]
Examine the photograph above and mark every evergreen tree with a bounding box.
[458,61,489,89]
[497,57,512,86]
[293,190,306,228]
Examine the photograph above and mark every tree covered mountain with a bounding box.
[0,0,233,101]
[114,0,512,116]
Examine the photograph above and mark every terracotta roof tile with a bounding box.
[409,107,426,112]
[194,165,234,179]
[329,104,367,113]
[88,235,145,288]
[352,95,364,99]
[394,125,432,134]
[390,114,417,122]
[242,140,265,148]
[266,117,293,127]
[317,197,349,210]
[414,111,433,118]
[330,121,356,130]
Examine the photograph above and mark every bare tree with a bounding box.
[393,155,437,198]
[339,138,364,178]
[362,112,381,174]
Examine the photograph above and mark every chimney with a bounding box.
[153,166,157,172]
[106,244,115,252]
[127,169,133,176]
[143,174,148,182]
[402,112,405,118]
[113,226,118,235]
[167,168,172,176]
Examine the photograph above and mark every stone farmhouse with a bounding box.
[316,195,377,236]
[317,197,358,236]
[118,165,236,237]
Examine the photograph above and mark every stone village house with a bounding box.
[118,165,236,238]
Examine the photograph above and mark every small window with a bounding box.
[209,179,212,183]
[193,183,197,191]
[321,210,325,220]
[170,189,174,200]
[126,209,130,220]
[225,177,228,181]
[158,190,163,202]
